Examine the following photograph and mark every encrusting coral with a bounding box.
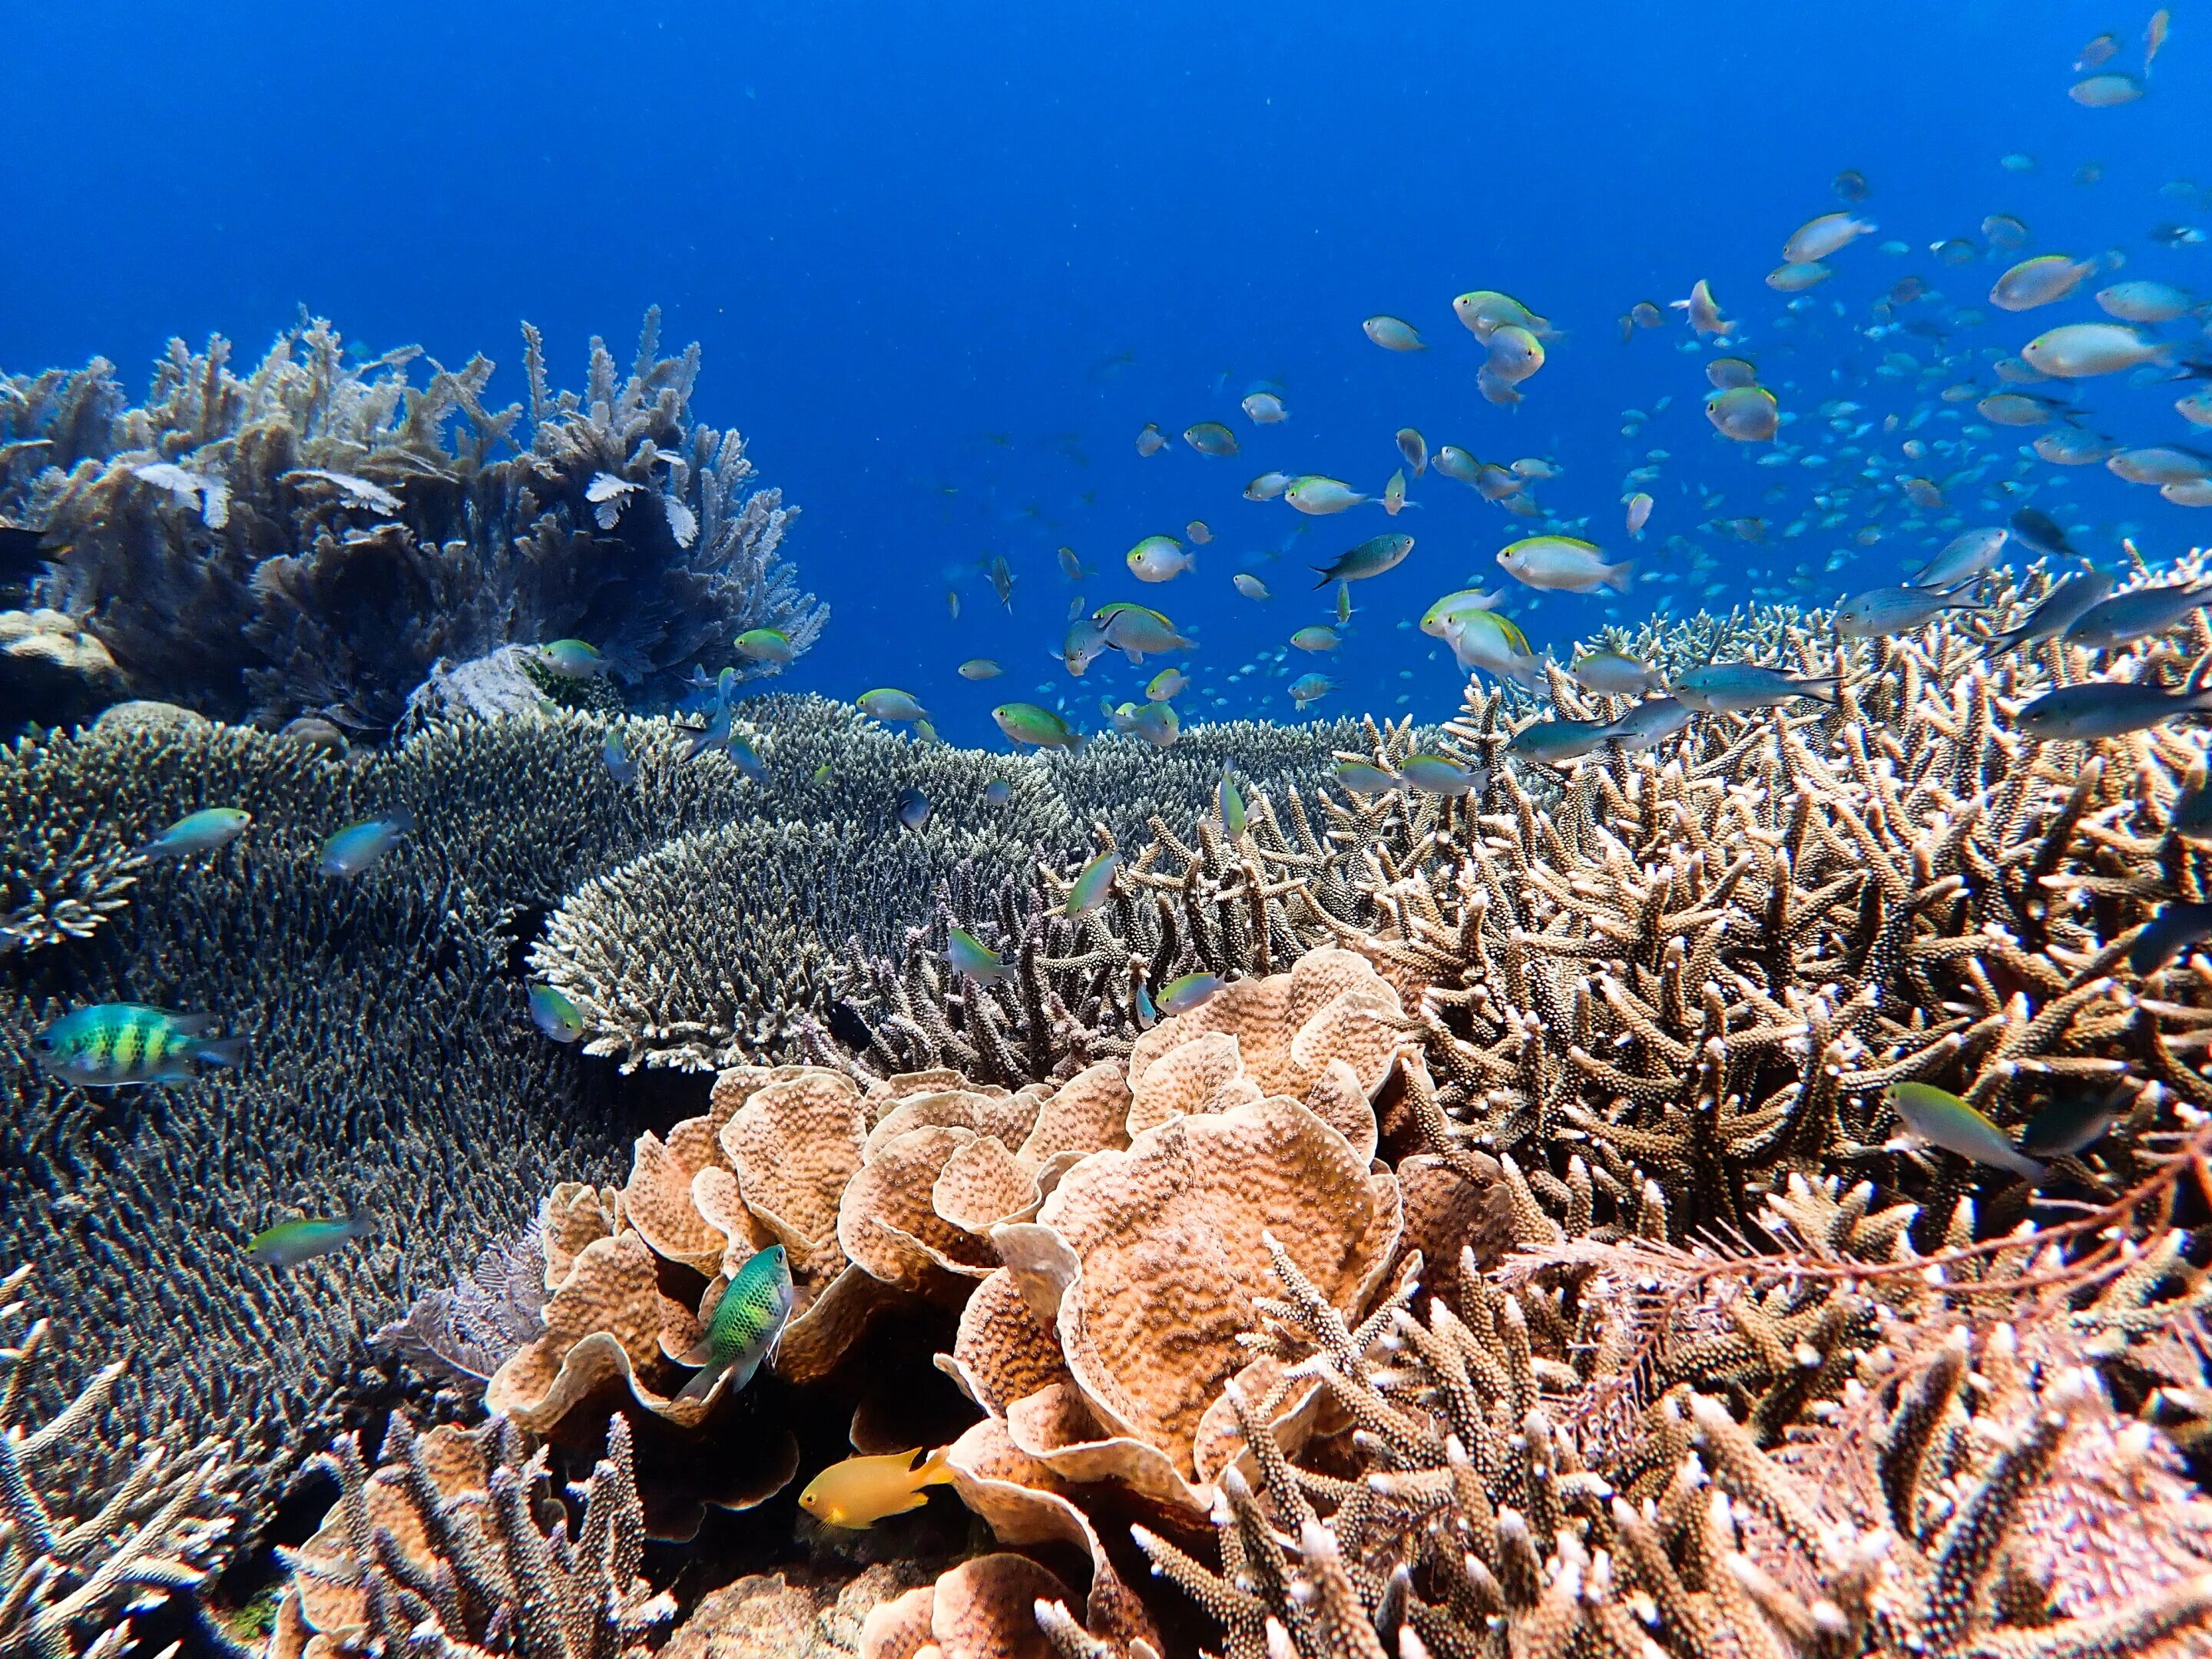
[2,310,819,727]
[0,1264,243,1659]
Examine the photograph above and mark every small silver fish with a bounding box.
[2065,581,2212,647]
[1832,585,1987,638]
[2015,661,2212,742]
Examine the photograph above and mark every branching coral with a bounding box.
[0,1264,242,1659]
[1336,578,2212,1256]
[823,753,1392,1087]
[269,1413,673,1659]
[4,310,819,726]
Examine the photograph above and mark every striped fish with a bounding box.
[33,1003,247,1087]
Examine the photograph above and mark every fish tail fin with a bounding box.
[1310,568,1335,588]
[1603,561,1637,594]
[1796,676,1843,704]
[192,1035,250,1069]
[914,1445,955,1487]
[676,1359,727,1403]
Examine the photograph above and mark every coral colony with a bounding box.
[4,318,2212,1659]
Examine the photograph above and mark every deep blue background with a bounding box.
[5,2,2207,745]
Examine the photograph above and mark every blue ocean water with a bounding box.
[6,2,2206,743]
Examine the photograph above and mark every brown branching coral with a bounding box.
[823,757,1393,1088]
[269,1412,673,1659]
[0,1265,242,1659]
[5,310,817,726]
[1336,578,2212,1256]
[1131,1229,2212,1659]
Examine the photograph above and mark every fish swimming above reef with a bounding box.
[2063,580,2212,647]
[1496,536,1633,595]
[677,1244,795,1403]
[993,702,1079,748]
[1284,476,1369,515]
[602,727,637,783]
[1364,316,1426,351]
[858,688,929,723]
[1833,584,1987,637]
[528,983,586,1042]
[136,807,252,861]
[798,1447,954,1529]
[536,639,608,679]
[1064,850,1118,915]
[319,813,414,878]
[1312,533,1412,586]
[1978,568,2113,658]
[734,628,795,666]
[1127,535,1194,583]
[1508,717,1618,765]
[1671,664,1838,713]
[2132,900,2212,972]
[2014,657,2212,741]
[944,926,1008,982]
[1157,972,1223,1015]
[247,1214,374,1269]
[1397,753,1485,795]
[34,1003,247,1087]
[1568,651,1665,696]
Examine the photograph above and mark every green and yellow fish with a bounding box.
[247,1214,373,1269]
[993,703,1079,749]
[678,1245,796,1402]
[33,1003,247,1088]
[1065,850,1120,916]
[734,628,796,665]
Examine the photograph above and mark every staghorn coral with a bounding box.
[5,311,818,727]
[822,752,1394,1088]
[1330,564,2212,1254]
[1128,1224,2212,1659]
[0,1264,242,1659]
[268,1412,673,1659]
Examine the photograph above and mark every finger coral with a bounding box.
[4,310,820,727]
[269,1412,673,1659]
[0,1263,242,1659]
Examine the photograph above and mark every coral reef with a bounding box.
[0,1263,243,1659]
[0,610,123,732]
[270,1414,673,1659]
[22,559,2212,1659]
[2,311,819,727]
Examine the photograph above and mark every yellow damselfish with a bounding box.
[797,1446,954,1529]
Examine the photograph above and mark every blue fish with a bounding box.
[319,813,413,878]
[602,727,637,783]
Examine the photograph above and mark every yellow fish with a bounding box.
[797,1446,953,1529]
